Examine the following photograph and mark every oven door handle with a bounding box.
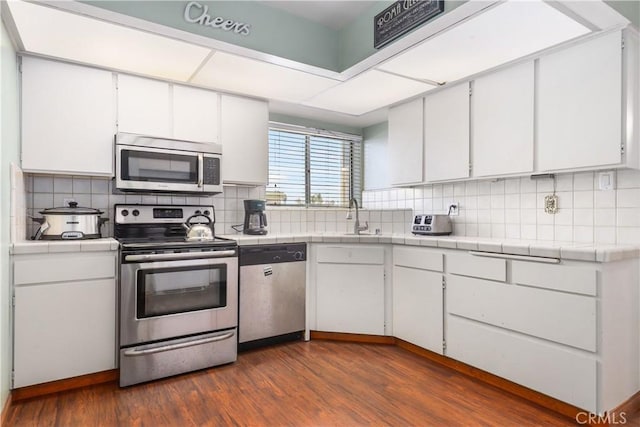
[124,250,236,262]
[123,331,235,357]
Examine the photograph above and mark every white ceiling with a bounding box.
[5,0,625,128]
[259,1,377,30]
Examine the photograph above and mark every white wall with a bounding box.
[1,17,20,407]
[363,122,390,191]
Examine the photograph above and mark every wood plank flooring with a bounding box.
[6,341,634,426]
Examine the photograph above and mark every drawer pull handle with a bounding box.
[123,331,235,357]
[468,251,560,264]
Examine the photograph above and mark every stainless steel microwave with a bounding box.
[115,133,222,194]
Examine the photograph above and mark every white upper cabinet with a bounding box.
[388,98,424,186]
[220,95,269,185]
[21,57,115,176]
[423,83,470,182]
[173,84,219,143]
[537,31,622,171]
[117,74,171,137]
[472,61,534,177]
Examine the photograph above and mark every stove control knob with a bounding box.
[195,210,201,215]
[203,210,211,216]
[121,209,129,217]
[294,251,304,260]
[132,209,140,217]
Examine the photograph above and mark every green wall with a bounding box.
[0,14,20,410]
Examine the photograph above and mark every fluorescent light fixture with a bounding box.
[191,51,340,103]
[377,0,591,83]
[303,70,436,115]
[7,0,211,81]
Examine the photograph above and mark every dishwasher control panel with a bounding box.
[239,243,306,266]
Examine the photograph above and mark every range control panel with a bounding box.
[114,205,214,224]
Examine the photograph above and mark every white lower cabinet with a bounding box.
[392,246,443,354]
[444,255,639,414]
[13,251,117,388]
[314,245,385,335]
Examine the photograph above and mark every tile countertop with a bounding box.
[11,238,120,255]
[222,233,640,263]
[9,235,639,263]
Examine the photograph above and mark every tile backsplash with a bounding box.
[20,169,640,245]
[22,174,410,240]
[363,170,640,245]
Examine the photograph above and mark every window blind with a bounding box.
[267,124,362,208]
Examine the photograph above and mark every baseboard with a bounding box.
[12,369,118,402]
[309,331,396,345]
[1,392,12,427]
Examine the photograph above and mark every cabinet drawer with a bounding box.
[447,315,597,412]
[317,246,384,265]
[448,275,596,352]
[447,252,506,281]
[14,254,116,286]
[512,261,597,296]
[393,246,443,272]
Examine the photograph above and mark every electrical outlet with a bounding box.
[544,195,558,214]
[448,203,459,216]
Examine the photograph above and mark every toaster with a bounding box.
[411,214,452,236]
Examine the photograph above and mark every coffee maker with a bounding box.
[243,200,268,235]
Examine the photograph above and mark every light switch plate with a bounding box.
[598,171,615,191]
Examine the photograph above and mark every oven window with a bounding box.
[136,264,227,318]
[121,149,198,183]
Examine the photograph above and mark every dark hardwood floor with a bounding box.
[6,341,634,426]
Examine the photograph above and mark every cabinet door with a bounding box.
[173,85,219,143]
[389,98,423,185]
[472,61,534,177]
[393,266,443,354]
[14,279,116,387]
[117,74,171,137]
[537,31,622,171]
[424,83,470,181]
[220,95,268,185]
[21,57,115,175]
[316,263,385,335]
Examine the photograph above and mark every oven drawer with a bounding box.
[119,328,237,387]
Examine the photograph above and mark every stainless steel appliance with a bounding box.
[32,201,108,240]
[242,199,267,235]
[116,204,238,387]
[238,244,306,351]
[115,133,222,194]
[411,214,452,236]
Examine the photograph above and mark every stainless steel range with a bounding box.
[115,204,238,387]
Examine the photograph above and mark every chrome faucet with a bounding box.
[347,198,368,234]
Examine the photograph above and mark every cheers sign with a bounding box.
[184,1,251,36]
[374,0,444,49]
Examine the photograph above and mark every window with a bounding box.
[267,123,362,208]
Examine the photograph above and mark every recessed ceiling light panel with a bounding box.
[303,70,436,115]
[191,51,340,103]
[377,0,591,83]
[7,0,211,81]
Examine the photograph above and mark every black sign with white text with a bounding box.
[374,0,444,49]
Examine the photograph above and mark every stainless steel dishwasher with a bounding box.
[238,243,306,351]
